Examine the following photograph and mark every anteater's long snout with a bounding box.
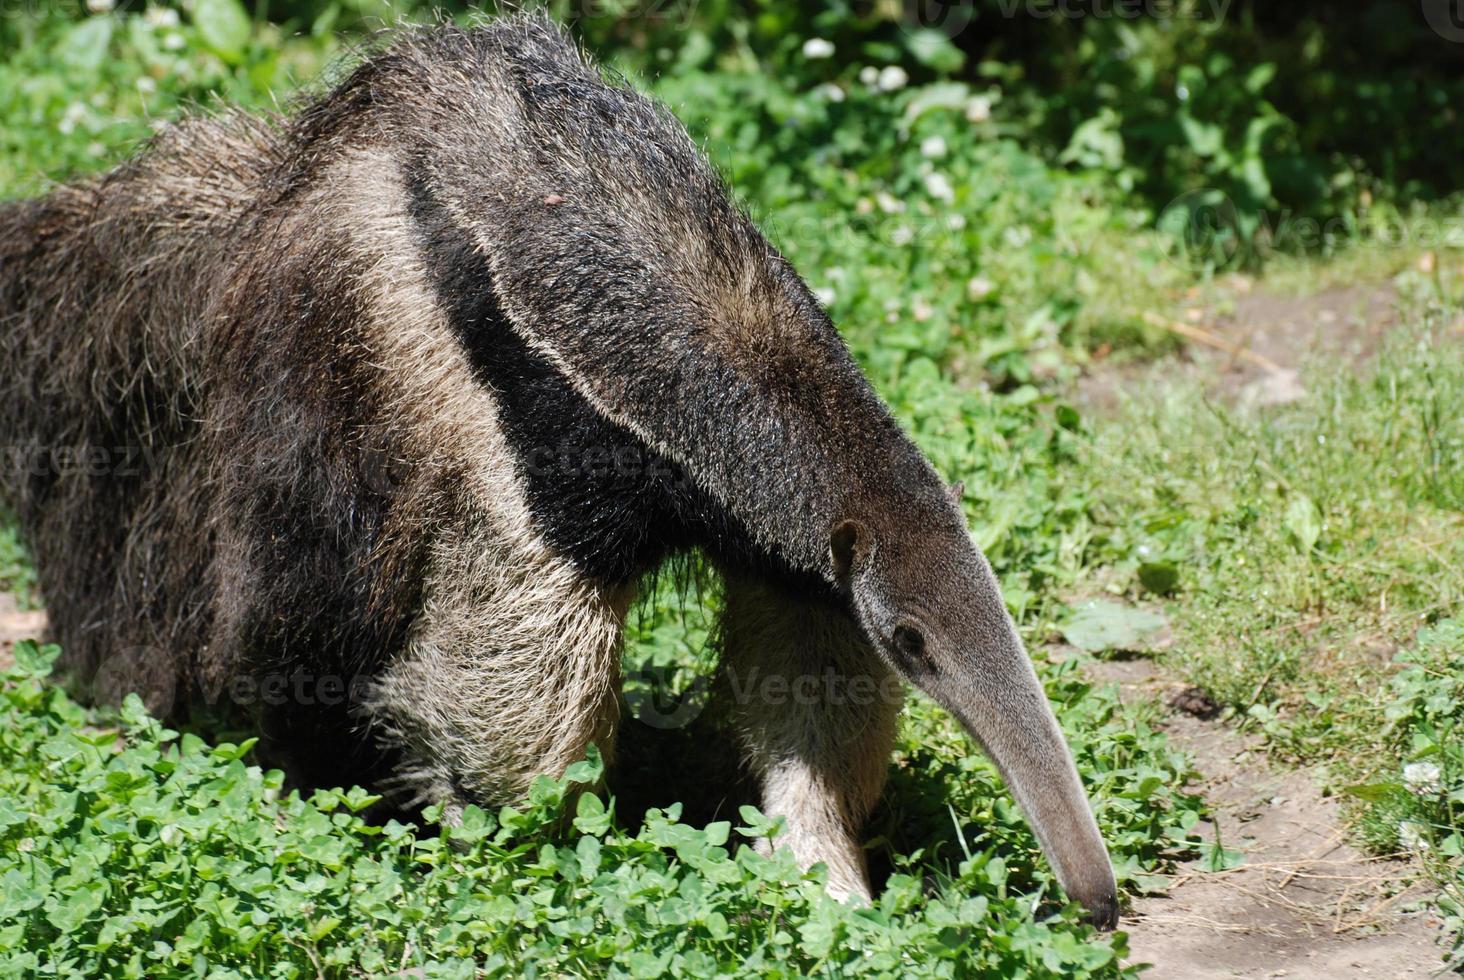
[932,642,1119,929]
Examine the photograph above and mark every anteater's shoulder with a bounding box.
[288,14,605,127]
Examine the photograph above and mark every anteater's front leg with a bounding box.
[363,516,634,816]
[717,575,903,900]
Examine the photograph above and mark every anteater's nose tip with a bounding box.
[1083,890,1120,931]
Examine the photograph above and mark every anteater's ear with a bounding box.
[829,519,868,581]
[947,481,965,505]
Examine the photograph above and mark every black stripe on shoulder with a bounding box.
[402,164,840,604]
[403,166,696,583]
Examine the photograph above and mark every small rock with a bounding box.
[1167,685,1221,719]
[1242,367,1306,407]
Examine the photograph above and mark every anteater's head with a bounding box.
[829,491,1119,929]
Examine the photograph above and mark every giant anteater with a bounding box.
[0,15,1117,925]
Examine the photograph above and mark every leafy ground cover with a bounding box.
[0,641,1202,978]
[1,1,1461,976]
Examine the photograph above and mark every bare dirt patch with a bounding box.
[1213,282,1398,366]
[1078,280,1399,413]
[1085,657,1446,978]
[0,591,46,672]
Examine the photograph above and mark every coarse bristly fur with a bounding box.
[0,15,1118,926]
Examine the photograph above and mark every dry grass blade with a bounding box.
[1140,310,1288,374]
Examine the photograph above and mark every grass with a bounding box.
[1080,271,1462,764]
[2,1,1462,975]
[1075,266,1464,965]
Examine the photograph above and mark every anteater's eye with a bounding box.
[891,625,926,663]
